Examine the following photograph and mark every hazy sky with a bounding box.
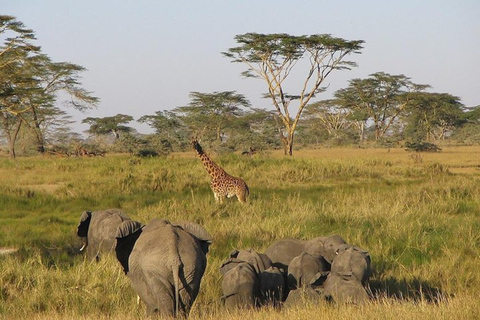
[3,1,480,134]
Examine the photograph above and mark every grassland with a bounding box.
[1,146,479,319]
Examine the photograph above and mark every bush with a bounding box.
[405,141,442,152]
[136,149,160,157]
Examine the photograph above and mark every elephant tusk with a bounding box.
[79,243,87,252]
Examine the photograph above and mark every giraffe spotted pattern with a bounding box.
[192,139,249,203]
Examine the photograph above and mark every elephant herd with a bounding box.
[219,235,371,310]
[76,209,372,318]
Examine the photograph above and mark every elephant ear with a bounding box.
[77,211,92,237]
[309,271,329,288]
[115,220,144,274]
[172,220,213,254]
[116,220,143,239]
[229,249,240,258]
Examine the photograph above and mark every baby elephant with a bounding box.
[221,260,259,310]
[76,208,131,261]
[265,238,306,271]
[331,244,371,284]
[258,266,286,306]
[287,252,329,290]
[115,219,212,318]
[230,249,272,274]
[322,271,370,304]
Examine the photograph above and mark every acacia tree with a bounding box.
[29,56,99,153]
[334,72,429,141]
[173,91,250,142]
[138,110,187,150]
[82,114,134,139]
[302,100,353,140]
[0,15,40,157]
[0,15,98,157]
[403,92,464,141]
[223,33,364,155]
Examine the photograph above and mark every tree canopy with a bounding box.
[223,33,364,155]
[0,15,98,157]
[173,91,250,142]
[82,114,133,139]
[334,72,429,141]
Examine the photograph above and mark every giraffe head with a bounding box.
[192,138,204,155]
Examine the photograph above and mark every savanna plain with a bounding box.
[1,146,479,319]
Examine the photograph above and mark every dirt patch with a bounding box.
[0,247,19,255]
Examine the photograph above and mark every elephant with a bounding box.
[258,266,286,306]
[265,238,306,271]
[76,208,131,261]
[230,249,272,274]
[115,218,212,318]
[221,261,259,310]
[283,286,323,308]
[287,252,329,290]
[220,257,246,276]
[331,244,371,284]
[322,271,370,304]
[303,236,327,259]
[305,234,346,264]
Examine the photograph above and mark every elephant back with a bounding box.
[287,252,329,289]
[127,218,208,317]
[331,244,371,283]
[231,249,272,274]
[172,220,213,255]
[322,272,369,304]
[265,238,306,270]
[89,209,131,255]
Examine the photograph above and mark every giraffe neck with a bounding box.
[198,152,224,179]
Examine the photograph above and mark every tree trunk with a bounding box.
[360,121,365,144]
[279,132,289,155]
[281,131,294,156]
[31,107,46,154]
[1,114,22,159]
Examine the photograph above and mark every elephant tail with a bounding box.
[173,263,180,317]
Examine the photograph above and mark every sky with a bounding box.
[3,1,480,135]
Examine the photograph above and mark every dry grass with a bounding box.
[1,146,480,319]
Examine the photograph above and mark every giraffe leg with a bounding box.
[214,192,223,203]
[237,190,247,203]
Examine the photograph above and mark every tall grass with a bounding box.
[1,146,480,319]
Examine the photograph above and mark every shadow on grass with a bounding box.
[368,276,450,303]
[10,243,85,269]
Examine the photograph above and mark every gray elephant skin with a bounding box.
[322,271,369,304]
[258,266,286,306]
[331,244,371,284]
[304,234,346,264]
[230,249,272,274]
[76,208,130,261]
[221,261,258,310]
[287,252,329,290]
[220,250,284,309]
[265,238,306,270]
[115,218,212,318]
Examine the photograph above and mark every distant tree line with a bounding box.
[2,16,480,158]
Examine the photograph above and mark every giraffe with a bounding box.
[192,139,249,203]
